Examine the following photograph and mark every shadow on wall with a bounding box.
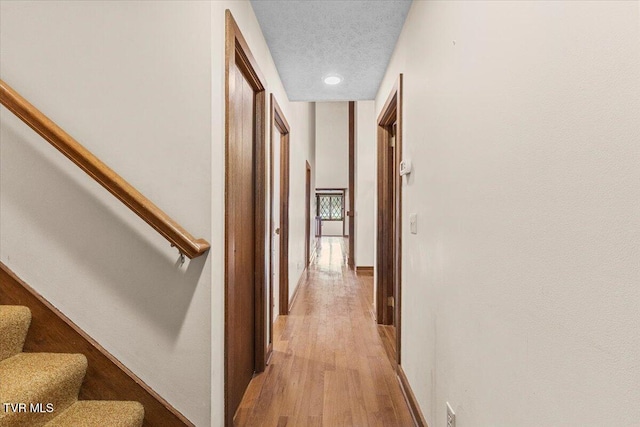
[1,123,206,342]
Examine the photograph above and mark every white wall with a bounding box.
[316,102,349,189]
[376,1,640,426]
[286,102,316,297]
[210,2,316,425]
[355,101,375,267]
[316,102,349,235]
[0,1,212,424]
[321,221,343,236]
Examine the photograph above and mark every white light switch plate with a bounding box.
[409,213,417,234]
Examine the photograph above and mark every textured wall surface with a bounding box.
[355,101,376,267]
[376,1,640,426]
[316,102,349,189]
[0,2,212,424]
[251,0,412,101]
[315,102,349,236]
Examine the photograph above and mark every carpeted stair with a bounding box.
[0,305,144,426]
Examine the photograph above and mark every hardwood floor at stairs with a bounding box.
[235,237,413,426]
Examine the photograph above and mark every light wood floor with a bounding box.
[235,237,413,426]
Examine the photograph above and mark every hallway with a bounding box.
[235,237,413,426]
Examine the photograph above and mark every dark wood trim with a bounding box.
[377,78,399,125]
[348,101,356,268]
[343,212,347,237]
[355,266,374,276]
[270,95,291,317]
[268,94,291,361]
[254,93,267,374]
[375,125,385,324]
[397,365,428,427]
[225,10,267,426]
[305,161,312,267]
[395,76,403,366]
[268,105,274,363]
[288,269,306,311]
[315,192,346,196]
[268,96,273,360]
[272,95,290,133]
[309,239,319,264]
[0,263,194,427]
[0,80,209,260]
[265,343,274,366]
[376,74,403,367]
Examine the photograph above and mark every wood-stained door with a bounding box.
[225,10,267,426]
[278,125,290,316]
[227,61,256,421]
[270,124,281,352]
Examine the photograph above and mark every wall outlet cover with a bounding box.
[446,402,456,427]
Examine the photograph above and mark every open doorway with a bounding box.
[376,74,403,365]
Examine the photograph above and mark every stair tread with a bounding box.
[0,353,87,426]
[0,352,87,398]
[45,401,144,427]
[0,306,31,362]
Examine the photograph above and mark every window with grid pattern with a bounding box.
[318,195,343,220]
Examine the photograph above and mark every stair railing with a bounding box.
[0,79,210,259]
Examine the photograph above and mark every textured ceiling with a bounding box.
[250,0,412,101]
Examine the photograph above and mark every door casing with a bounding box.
[376,74,403,364]
[348,101,356,268]
[269,95,291,319]
[305,161,312,267]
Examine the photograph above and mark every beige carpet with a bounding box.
[0,305,144,427]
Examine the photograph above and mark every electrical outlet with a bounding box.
[446,402,456,427]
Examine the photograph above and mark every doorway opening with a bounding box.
[376,74,403,365]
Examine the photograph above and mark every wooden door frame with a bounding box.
[269,95,291,319]
[224,10,267,426]
[376,74,403,364]
[305,161,312,267]
[348,101,356,269]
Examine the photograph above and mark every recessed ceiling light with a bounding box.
[323,75,342,85]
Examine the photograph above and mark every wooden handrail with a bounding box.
[0,79,210,259]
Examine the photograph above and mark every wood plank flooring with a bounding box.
[235,237,413,426]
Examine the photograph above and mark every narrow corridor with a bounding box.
[235,237,413,426]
